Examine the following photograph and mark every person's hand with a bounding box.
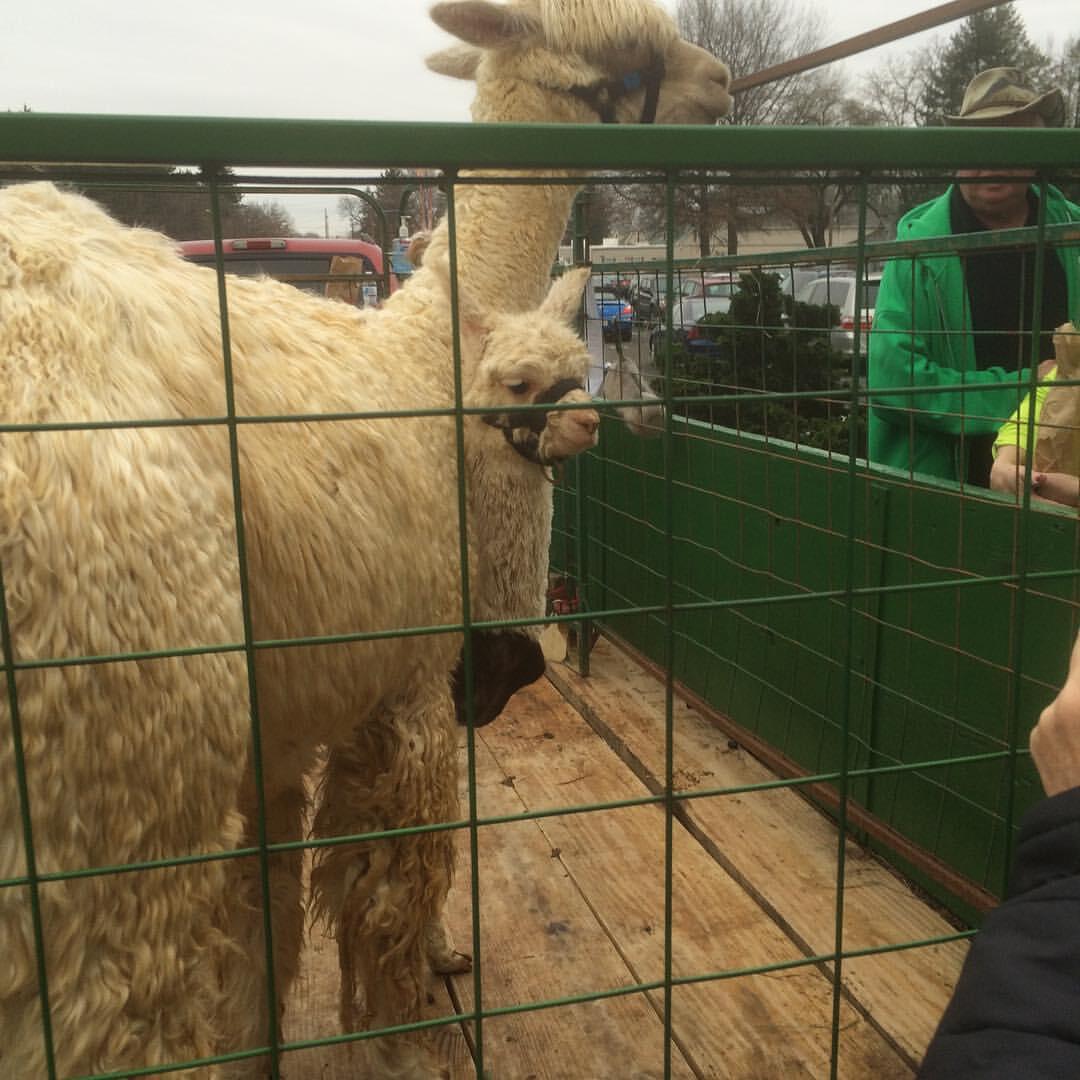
[1030,470,1080,507]
[990,444,1045,497]
[1031,631,1080,796]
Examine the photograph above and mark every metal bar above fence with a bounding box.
[2,114,1079,172]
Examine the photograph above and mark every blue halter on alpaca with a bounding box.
[567,57,666,124]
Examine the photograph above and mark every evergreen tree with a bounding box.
[1047,35,1080,128]
[667,271,863,456]
[920,5,1049,125]
[566,184,619,248]
[337,168,406,247]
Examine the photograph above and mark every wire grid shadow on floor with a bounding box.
[1,116,1080,1078]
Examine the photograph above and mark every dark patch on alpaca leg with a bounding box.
[452,630,546,727]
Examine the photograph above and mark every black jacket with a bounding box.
[919,786,1080,1078]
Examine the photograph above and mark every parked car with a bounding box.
[623,275,661,322]
[679,272,739,302]
[177,236,395,306]
[628,279,660,321]
[797,273,881,355]
[622,273,681,323]
[795,273,854,306]
[776,264,836,301]
[592,282,635,341]
[649,292,731,360]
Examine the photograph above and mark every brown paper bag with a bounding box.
[324,255,363,305]
[1033,323,1080,475]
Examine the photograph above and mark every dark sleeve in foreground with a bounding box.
[917,786,1080,1079]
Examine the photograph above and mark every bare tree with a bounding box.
[227,200,298,239]
[678,0,829,126]
[675,0,854,254]
[859,46,942,128]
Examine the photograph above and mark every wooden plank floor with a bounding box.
[280,636,967,1078]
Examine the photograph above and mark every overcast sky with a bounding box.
[4,1,1075,233]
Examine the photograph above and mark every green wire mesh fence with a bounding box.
[2,114,1080,1079]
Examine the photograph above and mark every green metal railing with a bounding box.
[2,112,1079,1079]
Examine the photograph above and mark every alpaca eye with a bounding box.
[503,380,530,395]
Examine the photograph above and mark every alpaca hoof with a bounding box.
[430,947,472,975]
[424,917,472,974]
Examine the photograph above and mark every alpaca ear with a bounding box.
[425,44,482,80]
[540,266,591,327]
[429,1,541,49]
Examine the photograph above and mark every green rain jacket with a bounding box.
[868,185,1080,482]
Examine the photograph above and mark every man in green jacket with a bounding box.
[869,68,1080,485]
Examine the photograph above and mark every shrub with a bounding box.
[668,269,865,457]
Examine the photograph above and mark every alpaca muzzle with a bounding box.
[483,378,597,467]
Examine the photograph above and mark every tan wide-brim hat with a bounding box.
[946,66,1066,127]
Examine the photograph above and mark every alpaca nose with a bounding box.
[576,410,600,436]
[707,55,731,93]
[673,41,732,120]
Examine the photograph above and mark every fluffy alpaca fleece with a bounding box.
[414,0,729,440]
[406,0,730,667]
[310,1,731,1067]
[420,0,731,309]
[0,2,732,1075]
[0,181,598,1079]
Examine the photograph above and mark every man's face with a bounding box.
[956,113,1045,225]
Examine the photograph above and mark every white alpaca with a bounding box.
[393,232,584,723]
[0,181,595,1079]
[313,1,730,1056]
[404,0,729,696]
[311,259,601,1012]
[0,3,731,1078]
[378,0,728,704]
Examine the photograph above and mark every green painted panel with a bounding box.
[559,416,1080,917]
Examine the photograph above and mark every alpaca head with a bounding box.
[599,354,665,438]
[435,263,600,466]
[427,0,731,127]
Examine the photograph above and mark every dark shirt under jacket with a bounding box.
[950,186,1070,486]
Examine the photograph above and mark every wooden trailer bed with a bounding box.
[281,636,968,1079]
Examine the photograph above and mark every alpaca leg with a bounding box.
[310,704,459,1079]
[424,916,472,975]
[1,660,257,1079]
[2,865,259,1080]
[221,778,308,1076]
